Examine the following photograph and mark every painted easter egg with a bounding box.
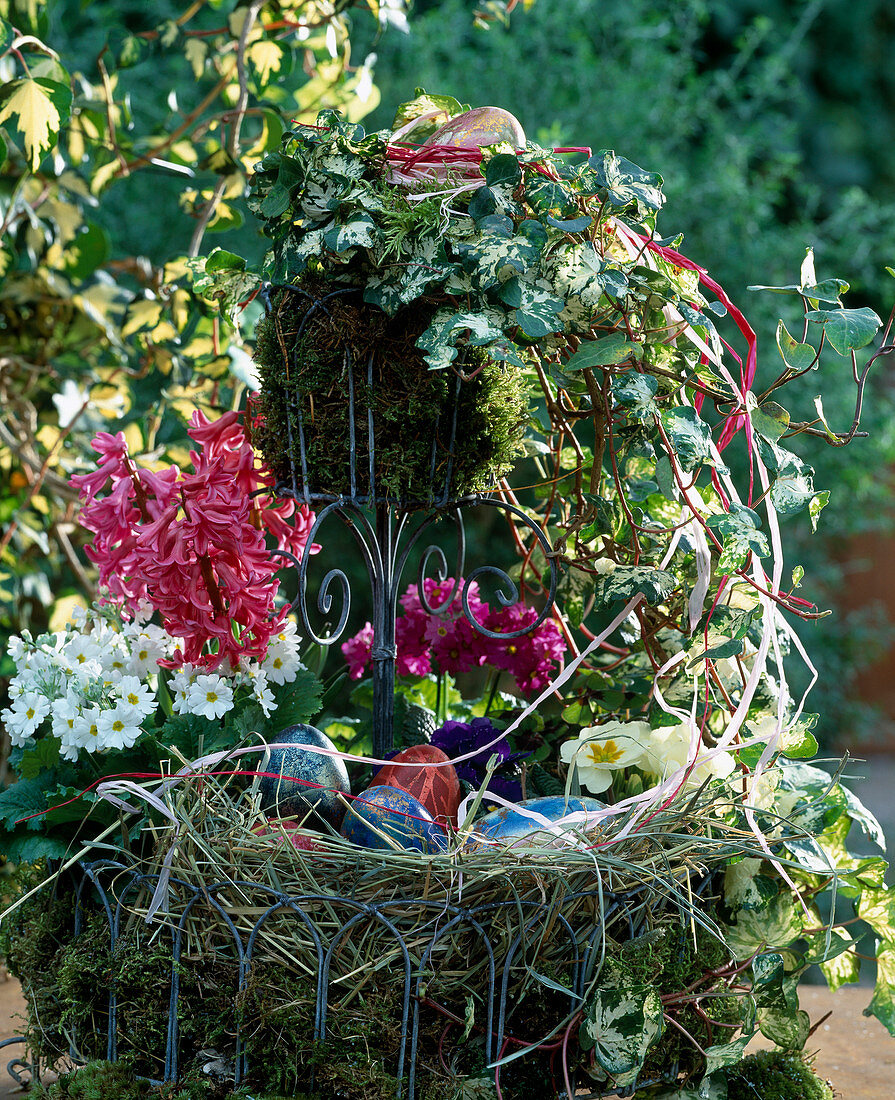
[257,724,350,829]
[369,745,462,824]
[469,795,607,850]
[341,785,447,854]
[252,820,324,853]
[424,106,526,150]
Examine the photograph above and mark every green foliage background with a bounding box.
[2,0,895,745]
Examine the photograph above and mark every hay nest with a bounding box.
[8,776,758,1098]
[252,280,529,506]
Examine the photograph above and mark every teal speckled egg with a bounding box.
[341,785,447,854]
[469,795,606,849]
[258,724,350,829]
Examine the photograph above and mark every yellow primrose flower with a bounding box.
[559,720,651,794]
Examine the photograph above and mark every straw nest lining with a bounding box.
[9,777,761,1098]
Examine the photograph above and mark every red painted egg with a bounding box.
[252,819,323,852]
[423,107,526,150]
[369,745,462,825]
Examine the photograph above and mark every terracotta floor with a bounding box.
[1,973,893,1098]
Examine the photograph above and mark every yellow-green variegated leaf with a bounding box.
[0,77,71,170]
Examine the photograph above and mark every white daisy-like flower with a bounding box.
[170,665,197,714]
[114,675,156,720]
[67,706,104,754]
[261,626,304,684]
[3,691,52,745]
[125,626,169,677]
[559,721,650,794]
[62,633,104,670]
[51,695,83,743]
[186,674,234,720]
[96,706,143,751]
[251,669,276,717]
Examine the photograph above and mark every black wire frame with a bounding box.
[3,859,695,1100]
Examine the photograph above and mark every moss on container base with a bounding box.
[252,281,529,506]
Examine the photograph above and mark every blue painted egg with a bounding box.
[469,795,607,849]
[341,785,447,854]
[258,724,350,829]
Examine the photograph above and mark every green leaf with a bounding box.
[546,213,592,233]
[205,247,247,273]
[497,276,565,338]
[725,892,803,958]
[593,564,676,609]
[0,16,14,52]
[0,777,52,833]
[580,983,664,1088]
[801,278,849,305]
[1,832,70,862]
[485,153,521,188]
[270,667,323,729]
[865,940,895,1035]
[702,1033,753,1078]
[750,400,791,442]
[806,306,882,354]
[775,321,817,373]
[566,333,639,372]
[587,150,665,213]
[706,504,769,573]
[659,406,714,472]
[323,213,380,252]
[779,714,819,760]
[62,222,110,280]
[18,736,61,780]
[260,181,290,219]
[611,372,658,421]
[0,76,72,170]
[757,1006,810,1050]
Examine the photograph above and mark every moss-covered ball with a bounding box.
[725,1049,834,1100]
[252,281,529,506]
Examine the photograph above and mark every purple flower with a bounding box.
[430,717,525,801]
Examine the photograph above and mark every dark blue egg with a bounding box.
[469,795,607,849]
[258,724,350,829]
[341,785,447,854]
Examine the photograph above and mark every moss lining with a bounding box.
[252,281,528,505]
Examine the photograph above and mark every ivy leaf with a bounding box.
[497,277,564,338]
[750,400,790,443]
[706,503,770,573]
[611,373,658,421]
[688,604,763,666]
[865,940,895,1035]
[587,150,665,213]
[776,320,817,372]
[801,278,849,305]
[593,564,676,609]
[725,892,803,958]
[323,213,381,252]
[806,306,882,354]
[757,1005,810,1050]
[546,213,592,233]
[0,76,72,170]
[778,713,819,760]
[579,983,664,1087]
[484,153,521,188]
[659,406,714,471]
[416,309,506,369]
[566,333,639,373]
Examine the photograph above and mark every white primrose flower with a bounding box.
[261,623,304,686]
[186,674,234,720]
[114,675,156,721]
[559,720,651,794]
[66,705,104,754]
[51,695,84,743]
[1,692,52,746]
[170,666,197,714]
[96,705,143,751]
[61,633,104,670]
[125,624,170,677]
[252,669,276,717]
[638,723,736,790]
